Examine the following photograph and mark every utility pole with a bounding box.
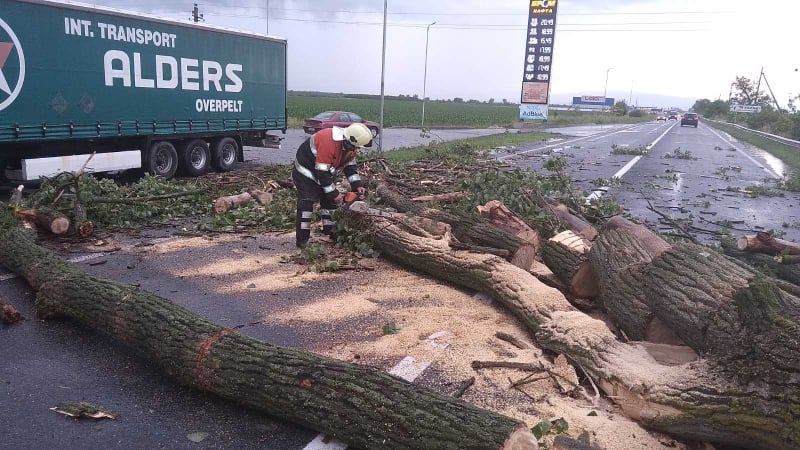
[378,0,387,151]
[266,0,270,34]
[191,3,203,23]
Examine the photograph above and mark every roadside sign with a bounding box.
[730,104,762,114]
[519,0,559,121]
[572,96,615,109]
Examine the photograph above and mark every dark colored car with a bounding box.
[668,112,678,120]
[656,115,667,122]
[680,112,699,128]
[302,111,380,137]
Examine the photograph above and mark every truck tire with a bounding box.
[211,137,239,172]
[179,139,211,176]
[145,141,179,179]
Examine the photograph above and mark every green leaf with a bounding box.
[187,432,209,443]
[552,417,569,434]
[531,420,552,440]
[381,322,398,335]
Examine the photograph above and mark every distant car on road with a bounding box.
[680,112,699,128]
[668,112,678,120]
[656,115,667,122]
[303,111,380,137]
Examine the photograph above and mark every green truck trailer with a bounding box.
[0,0,287,181]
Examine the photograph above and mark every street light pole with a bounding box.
[603,67,613,98]
[421,21,436,130]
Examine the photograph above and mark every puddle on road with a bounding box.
[748,148,786,177]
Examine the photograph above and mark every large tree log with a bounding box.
[738,232,800,256]
[347,211,800,449]
[0,226,535,450]
[541,230,598,299]
[476,201,542,271]
[723,242,800,287]
[14,207,70,235]
[376,183,526,259]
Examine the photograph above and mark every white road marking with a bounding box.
[497,124,645,161]
[586,121,679,202]
[705,125,780,179]
[303,331,450,450]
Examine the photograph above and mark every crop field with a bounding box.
[287,95,653,129]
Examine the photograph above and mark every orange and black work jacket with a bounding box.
[295,127,362,202]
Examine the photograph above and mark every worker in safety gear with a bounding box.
[292,122,373,248]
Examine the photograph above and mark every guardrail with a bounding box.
[706,119,800,149]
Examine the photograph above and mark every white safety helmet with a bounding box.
[343,123,373,148]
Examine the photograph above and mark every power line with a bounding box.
[203,5,727,17]
[202,13,713,31]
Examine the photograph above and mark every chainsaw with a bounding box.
[340,192,397,218]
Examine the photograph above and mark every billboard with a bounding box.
[730,104,762,114]
[519,0,558,121]
[572,96,615,109]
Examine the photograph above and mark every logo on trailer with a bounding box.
[0,18,25,112]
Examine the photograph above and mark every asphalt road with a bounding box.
[498,120,800,244]
[244,127,513,165]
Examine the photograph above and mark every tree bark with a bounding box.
[14,207,70,235]
[412,192,470,203]
[738,232,800,256]
[348,211,800,449]
[377,183,525,258]
[723,243,800,287]
[541,230,598,299]
[0,226,536,450]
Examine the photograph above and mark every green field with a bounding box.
[287,95,652,129]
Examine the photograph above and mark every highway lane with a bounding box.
[500,120,800,244]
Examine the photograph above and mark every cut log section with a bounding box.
[541,230,598,299]
[0,226,535,450]
[737,232,800,256]
[14,207,71,235]
[214,190,274,213]
[541,201,597,240]
[347,209,800,449]
[477,200,542,271]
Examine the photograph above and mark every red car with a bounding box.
[303,111,380,137]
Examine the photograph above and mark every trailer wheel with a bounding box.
[145,141,179,179]
[179,139,211,176]
[211,137,239,172]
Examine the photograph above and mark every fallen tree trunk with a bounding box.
[0,226,535,450]
[347,210,800,449]
[723,242,800,287]
[412,191,470,203]
[14,207,70,235]
[541,230,598,299]
[377,183,526,260]
[738,232,800,256]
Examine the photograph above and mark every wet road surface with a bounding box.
[498,120,800,244]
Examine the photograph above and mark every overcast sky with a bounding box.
[73,0,800,109]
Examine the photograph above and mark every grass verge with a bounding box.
[370,131,555,163]
[706,121,800,173]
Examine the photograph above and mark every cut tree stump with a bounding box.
[347,208,800,449]
[14,207,70,235]
[0,226,536,450]
[541,230,598,299]
[737,232,800,256]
